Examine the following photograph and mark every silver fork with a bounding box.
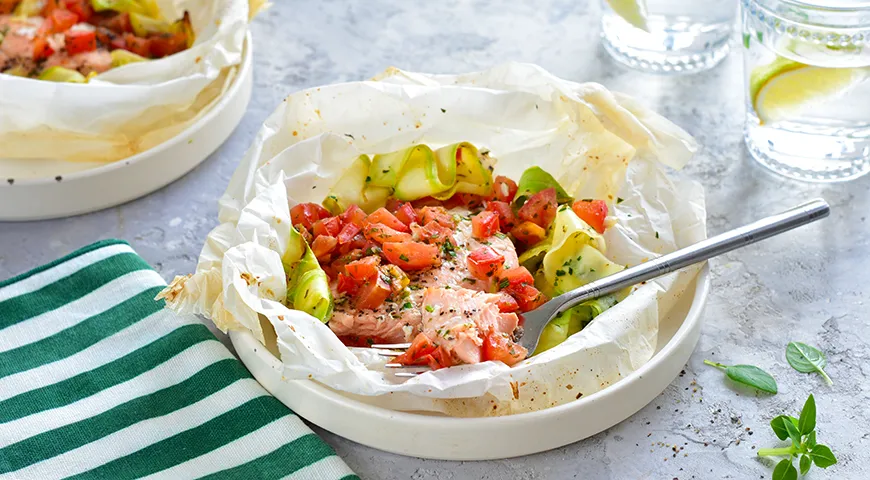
[372,199,831,375]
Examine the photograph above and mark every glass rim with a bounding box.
[746,0,870,30]
[771,0,870,12]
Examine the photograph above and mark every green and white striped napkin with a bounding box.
[0,239,358,480]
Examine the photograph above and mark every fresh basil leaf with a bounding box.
[810,445,837,468]
[786,342,833,385]
[725,364,778,394]
[798,394,816,436]
[514,166,572,207]
[772,459,797,480]
[805,430,817,449]
[783,416,802,448]
[799,454,811,475]
[770,415,798,441]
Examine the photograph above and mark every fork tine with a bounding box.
[375,350,403,357]
[371,343,411,350]
[394,372,423,377]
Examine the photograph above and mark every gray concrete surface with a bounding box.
[2,1,868,479]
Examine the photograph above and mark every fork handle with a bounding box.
[550,198,830,316]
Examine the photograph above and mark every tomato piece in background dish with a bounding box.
[363,223,412,244]
[485,201,519,233]
[311,235,337,262]
[312,216,342,238]
[62,0,93,22]
[122,33,151,57]
[412,221,454,247]
[505,283,548,312]
[98,12,133,34]
[467,246,505,280]
[482,333,527,366]
[340,204,367,228]
[344,255,380,282]
[50,9,79,32]
[290,202,330,231]
[356,275,391,310]
[394,202,418,227]
[458,193,487,210]
[492,175,518,203]
[382,241,440,271]
[65,29,97,55]
[518,187,557,229]
[149,31,186,58]
[471,211,500,240]
[0,0,17,14]
[571,199,608,234]
[365,207,410,233]
[511,221,546,245]
[418,206,454,229]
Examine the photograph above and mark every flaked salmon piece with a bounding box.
[44,49,112,75]
[420,287,521,365]
[328,287,424,344]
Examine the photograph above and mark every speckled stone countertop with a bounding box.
[2,1,869,479]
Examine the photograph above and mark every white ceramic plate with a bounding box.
[231,265,710,461]
[0,33,254,222]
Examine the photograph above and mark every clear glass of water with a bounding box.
[743,0,870,182]
[600,0,737,73]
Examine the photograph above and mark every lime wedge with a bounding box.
[606,0,649,32]
[752,62,869,124]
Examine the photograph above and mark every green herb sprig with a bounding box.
[759,394,837,479]
[786,342,832,386]
[703,360,777,394]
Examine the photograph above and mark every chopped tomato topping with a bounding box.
[418,206,454,229]
[99,12,133,34]
[356,275,391,310]
[344,256,380,282]
[393,333,436,365]
[498,266,535,289]
[458,193,487,210]
[50,8,79,32]
[394,202,418,227]
[485,201,519,233]
[365,207,410,233]
[482,333,527,366]
[571,199,608,234]
[122,33,151,57]
[505,283,548,312]
[363,223,413,244]
[40,0,59,15]
[495,293,520,313]
[149,32,187,58]
[412,221,454,246]
[471,211,500,240]
[410,196,444,208]
[32,35,54,61]
[441,194,465,210]
[336,273,359,295]
[312,216,342,238]
[511,221,547,245]
[311,235,338,262]
[518,188,558,229]
[382,242,441,271]
[64,29,97,55]
[492,176,518,203]
[337,233,367,256]
[339,204,367,228]
[467,246,505,280]
[0,0,17,14]
[336,222,362,244]
[290,203,331,231]
[62,0,94,22]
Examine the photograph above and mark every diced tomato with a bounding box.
[380,264,409,295]
[412,221,454,247]
[356,275,391,310]
[64,29,97,55]
[339,204,367,228]
[471,211,500,240]
[385,197,402,212]
[312,216,342,238]
[394,333,437,365]
[485,201,519,233]
[364,223,413,244]
[511,221,547,245]
[0,0,17,14]
[337,233,367,255]
[458,193,487,210]
[149,31,187,58]
[311,235,338,262]
[101,12,133,34]
[344,256,380,282]
[482,333,527,366]
[498,266,535,289]
[506,283,549,312]
[418,206,454,229]
[290,202,331,231]
[492,176,518,203]
[467,246,505,280]
[382,242,441,271]
[495,293,520,313]
[62,0,94,22]
[122,33,151,57]
[336,273,359,295]
[50,8,79,32]
[32,35,54,61]
[426,345,454,370]
[40,0,58,15]
[330,250,365,278]
[365,207,410,233]
[394,202,418,227]
[336,222,361,244]
[95,26,125,49]
[518,188,558,229]
[571,199,609,234]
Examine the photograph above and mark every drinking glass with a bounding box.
[600,0,738,73]
[742,0,870,182]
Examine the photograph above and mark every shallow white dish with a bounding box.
[0,33,254,222]
[231,264,710,461]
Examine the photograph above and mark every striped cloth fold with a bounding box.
[0,240,357,480]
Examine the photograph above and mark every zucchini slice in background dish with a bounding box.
[111,50,149,67]
[38,67,87,83]
[91,0,148,15]
[281,225,333,322]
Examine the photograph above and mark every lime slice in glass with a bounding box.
[606,0,649,32]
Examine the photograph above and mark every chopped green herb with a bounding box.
[365,176,372,182]
[408,284,421,290]
[425,305,435,313]
[498,279,509,290]
[366,337,374,345]
[555,269,566,277]
[581,198,593,202]
[655,231,660,239]
[440,108,446,113]
[399,254,410,262]
[494,232,507,239]
[402,302,413,310]
[382,169,390,174]
[442,241,457,258]
[617,197,624,204]
[463,277,477,284]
